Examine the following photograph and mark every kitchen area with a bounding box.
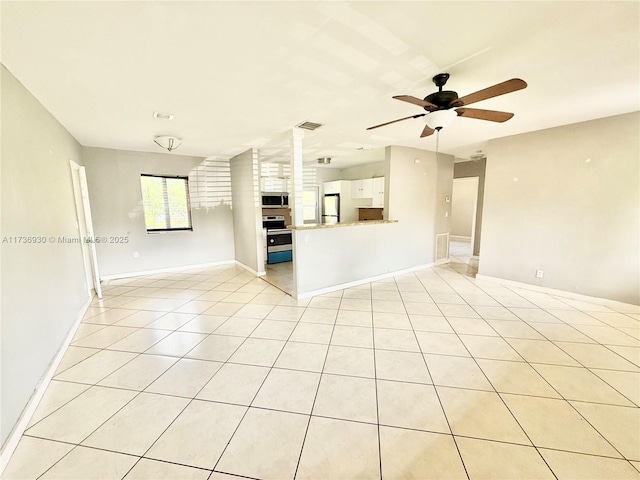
[321,176,386,224]
[259,156,388,295]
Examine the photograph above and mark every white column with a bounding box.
[289,128,305,227]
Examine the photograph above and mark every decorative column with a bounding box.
[289,127,305,227]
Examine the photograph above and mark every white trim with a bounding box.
[0,297,91,475]
[235,260,265,277]
[475,274,640,310]
[295,260,449,300]
[100,260,236,282]
[450,235,472,242]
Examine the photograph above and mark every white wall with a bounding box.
[230,149,263,274]
[83,147,235,277]
[294,223,405,293]
[481,112,639,305]
[451,177,477,237]
[1,66,89,447]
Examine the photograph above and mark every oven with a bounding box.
[262,216,292,264]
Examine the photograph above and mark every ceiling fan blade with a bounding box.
[393,95,439,111]
[456,108,514,123]
[420,125,435,138]
[367,113,425,130]
[452,78,527,107]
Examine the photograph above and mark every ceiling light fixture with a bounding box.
[154,135,182,152]
[424,110,457,130]
[317,157,331,164]
[153,111,174,120]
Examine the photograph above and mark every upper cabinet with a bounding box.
[372,177,385,207]
[351,179,373,199]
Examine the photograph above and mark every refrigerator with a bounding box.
[322,193,340,224]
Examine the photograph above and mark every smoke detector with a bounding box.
[153,111,174,120]
[317,157,331,165]
[470,150,486,162]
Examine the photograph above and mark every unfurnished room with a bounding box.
[1,1,639,479]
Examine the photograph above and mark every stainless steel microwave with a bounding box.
[261,192,289,208]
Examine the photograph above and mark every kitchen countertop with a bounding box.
[289,219,397,230]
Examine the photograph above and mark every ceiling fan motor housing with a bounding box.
[425,90,459,110]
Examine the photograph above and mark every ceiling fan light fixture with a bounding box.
[154,135,182,152]
[424,110,457,130]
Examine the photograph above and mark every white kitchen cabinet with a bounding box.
[351,178,373,199]
[371,177,385,207]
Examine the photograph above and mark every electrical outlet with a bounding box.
[536,270,544,278]
[133,251,139,258]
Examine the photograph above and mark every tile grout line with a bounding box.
[291,290,343,480]
[429,264,561,479]
[393,274,471,480]
[208,291,321,478]
[370,281,384,480]
[32,268,266,478]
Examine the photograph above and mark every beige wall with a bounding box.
[451,178,477,238]
[1,66,88,446]
[387,146,453,265]
[480,112,639,305]
[83,147,235,277]
[230,149,263,273]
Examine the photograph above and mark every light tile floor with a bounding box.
[3,260,640,480]
[263,261,294,296]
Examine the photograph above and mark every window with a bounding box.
[302,187,319,223]
[140,174,192,232]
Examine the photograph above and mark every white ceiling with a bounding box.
[2,1,638,168]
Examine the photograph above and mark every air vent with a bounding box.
[435,233,450,262]
[296,121,323,131]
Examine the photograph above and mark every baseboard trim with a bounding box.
[235,261,265,277]
[101,259,236,282]
[0,296,91,475]
[475,274,640,309]
[296,260,449,300]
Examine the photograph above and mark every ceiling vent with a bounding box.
[317,157,331,165]
[296,121,323,131]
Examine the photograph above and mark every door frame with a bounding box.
[452,176,479,253]
[69,161,102,298]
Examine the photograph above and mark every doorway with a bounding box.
[450,177,479,267]
[69,161,102,298]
